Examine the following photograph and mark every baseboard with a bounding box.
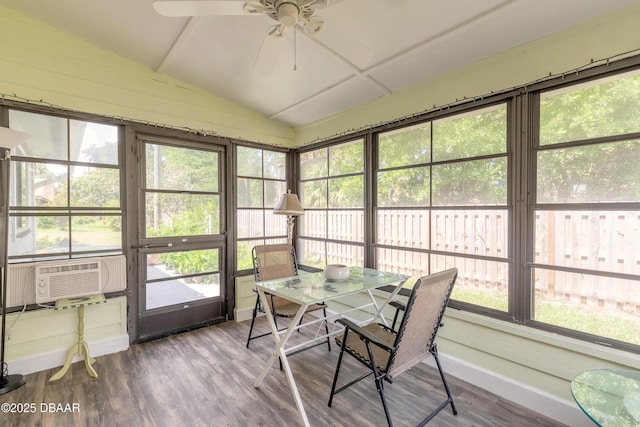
[234,307,258,323]
[232,306,587,425]
[7,334,130,376]
[432,354,586,427]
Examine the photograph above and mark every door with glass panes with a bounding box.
[137,136,226,340]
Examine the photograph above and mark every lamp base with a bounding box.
[286,215,295,246]
[0,374,26,394]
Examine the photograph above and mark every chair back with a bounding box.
[387,268,457,379]
[252,244,299,282]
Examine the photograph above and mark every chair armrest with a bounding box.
[389,300,406,330]
[336,318,394,352]
[389,300,406,311]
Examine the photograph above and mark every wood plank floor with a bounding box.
[0,319,569,427]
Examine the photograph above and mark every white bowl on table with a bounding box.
[323,264,349,281]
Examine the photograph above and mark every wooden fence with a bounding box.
[237,209,640,311]
[534,211,640,312]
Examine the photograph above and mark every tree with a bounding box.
[538,74,640,203]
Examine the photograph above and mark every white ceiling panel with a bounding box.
[0,0,637,128]
[273,76,385,126]
[314,0,512,70]
[161,20,358,117]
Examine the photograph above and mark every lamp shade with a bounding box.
[273,190,304,216]
[0,127,30,150]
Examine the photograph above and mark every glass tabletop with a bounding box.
[571,369,640,426]
[254,267,409,305]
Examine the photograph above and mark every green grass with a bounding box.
[452,288,640,346]
[39,222,121,247]
[452,288,508,311]
[535,303,640,345]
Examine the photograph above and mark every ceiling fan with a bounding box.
[153,0,335,75]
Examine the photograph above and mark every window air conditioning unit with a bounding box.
[35,259,103,304]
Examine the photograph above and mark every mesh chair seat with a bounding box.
[269,295,326,318]
[335,323,395,373]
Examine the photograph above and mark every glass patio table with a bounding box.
[571,369,640,426]
[253,266,409,427]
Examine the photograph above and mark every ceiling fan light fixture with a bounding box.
[304,16,324,34]
[243,2,265,14]
[276,1,300,27]
[267,24,286,38]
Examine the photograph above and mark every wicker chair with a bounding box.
[245,243,330,351]
[328,268,458,426]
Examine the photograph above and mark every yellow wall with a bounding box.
[5,296,128,377]
[286,5,640,422]
[0,6,295,147]
[2,3,640,424]
[286,4,640,424]
[294,2,640,146]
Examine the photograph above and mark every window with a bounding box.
[7,110,122,261]
[144,142,220,238]
[235,146,288,270]
[532,69,640,345]
[298,139,365,268]
[375,105,509,312]
[296,62,640,350]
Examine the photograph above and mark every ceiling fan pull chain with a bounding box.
[293,26,298,71]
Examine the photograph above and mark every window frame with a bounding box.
[297,137,366,269]
[524,70,640,351]
[234,144,290,273]
[295,56,640,352]
[5,107,125,262]
[372,102,513,320]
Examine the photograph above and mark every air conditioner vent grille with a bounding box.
[38,262,99,275]
[35,260,103,303]
[48,271,101,299]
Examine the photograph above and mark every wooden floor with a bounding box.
[1,319,569,427]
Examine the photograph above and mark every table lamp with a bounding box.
[0,126,29,394]
[273,190,304,245]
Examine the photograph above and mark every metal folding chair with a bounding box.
[246,243,330,352]
[328,268,459,426]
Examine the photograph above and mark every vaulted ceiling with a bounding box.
[0,0,637,127]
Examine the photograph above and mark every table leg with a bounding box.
[253,289,311,427]
[367,281,407,327]
[49,305,97,381]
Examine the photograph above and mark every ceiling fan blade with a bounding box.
[153,1,253,17]
[253,25,286,76]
